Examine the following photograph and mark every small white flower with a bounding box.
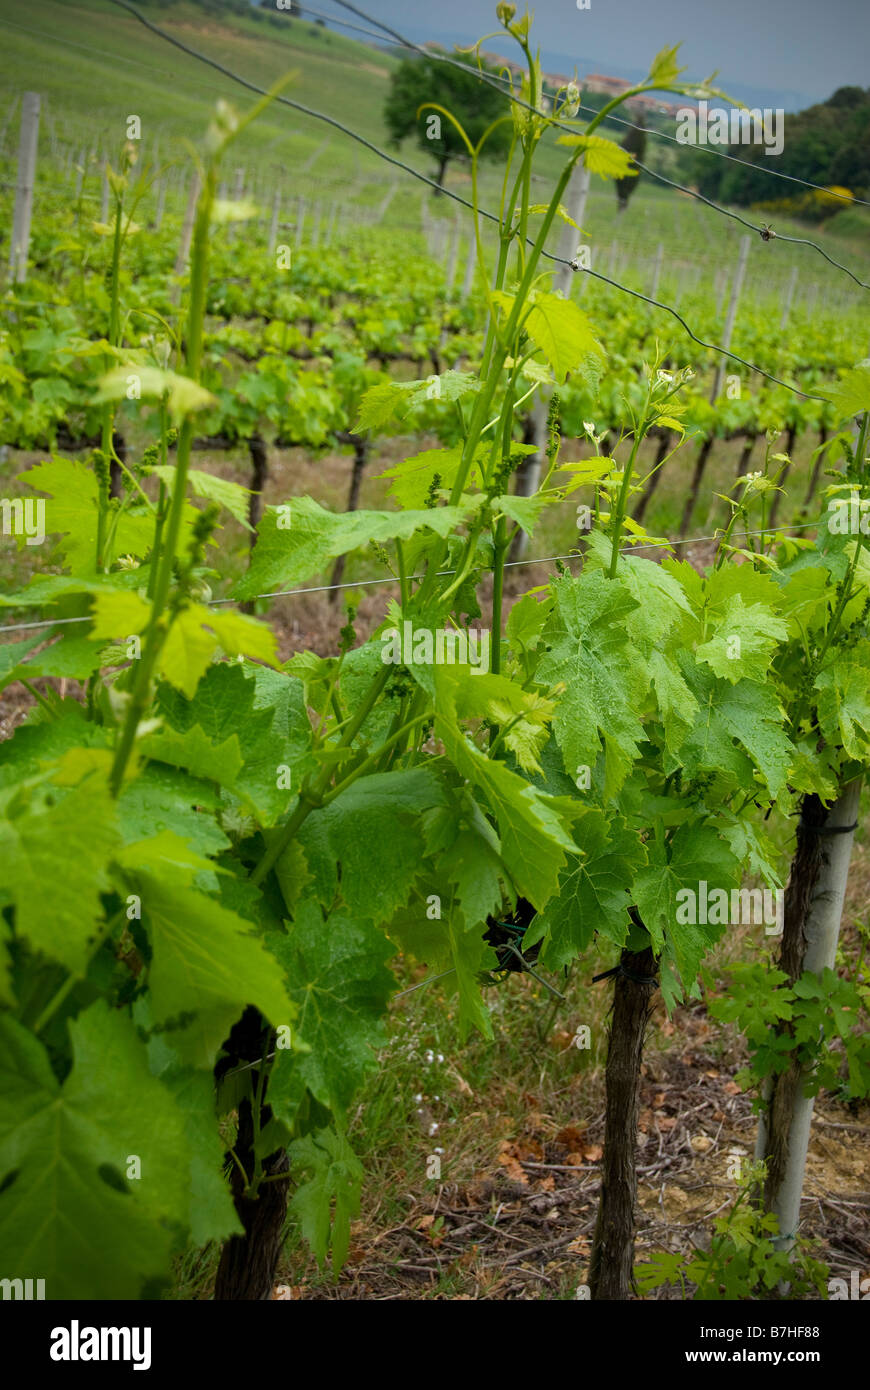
[583,420,598,439]
[657,369,673,384]
[424,1049,434,1064]
[436,1053,444,1063]
[428,1122,439,1136]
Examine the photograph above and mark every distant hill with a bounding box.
[0,0,399,188]
[689,86,870,212]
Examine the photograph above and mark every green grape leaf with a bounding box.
[822,364,870,422]
[0,706,112,788]
[535,570,648,799]
[294,767,448,923]
[266,901,395,1117]
[449,907,495,1039]
[288,1128,363,1273]
[633,821,740,1002]
[677,661,794,799]
[0,634,43,683]
[89,587,152,643]
[435,668,577,906]
[149,465,253,528]
[379,444,486,509]
[0,761,120,974]
[435,665,554,775]
[94,365,215,421]
[0,1005,192,1299]
[354,371,477,433]
[0,631,110,691]
[646,43,685,87]
[0,571,159,609]
[778,565,831,636]
[157,606,220,698]
[157,1066,242,1245]
[648,650,699,752]
[555,457,615,494]
[815,651,870,759]
[205,609,279,665]
[786,738,840,800]
[491,490,554,537]
[156,663,314,826]
[232,496,478,600]
[527,202,583,229]
[274,839,312,918]
[132,868,296,1067]
[441,835,504,929]
[529,810,646,968]
[155,605,278,699]
[718,810,784,890]
[17,633,109,683]
[117,762,229,859]
[493,290,605,384]
[18,458,164,570]
[696,594,788,684]
[556,132,638,179]
[430,789,506,927]
[116,834,222,900]
[140,723,243,788]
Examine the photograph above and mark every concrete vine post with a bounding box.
[754,779,863,1254]
[8,91,41,284]
[712,234,750,402]
[174,169,201,277]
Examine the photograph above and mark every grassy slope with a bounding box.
[0,0,398,175]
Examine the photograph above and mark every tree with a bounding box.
[384,51,512,195]
[614,114,646,212]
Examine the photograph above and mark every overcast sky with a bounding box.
[316,0,870,111]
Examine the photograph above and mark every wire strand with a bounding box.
[0,521,822,637]
[632,161,870,291]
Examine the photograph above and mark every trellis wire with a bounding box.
[0,520,822,637]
